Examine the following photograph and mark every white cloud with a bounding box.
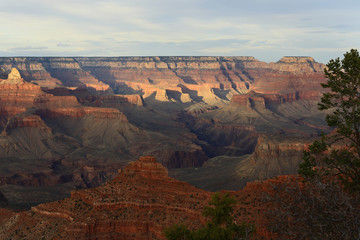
[0,0,359,62]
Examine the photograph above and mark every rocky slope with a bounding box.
[0,157,210,239]
[0,156,296,239]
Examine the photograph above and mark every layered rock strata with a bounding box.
[231,90,322,109]
[0,157,211,239]
[0,69,192,192]
[0,157,307,240]
[0,56,326,105]
[169,135,310,192]
[236,135,309,180]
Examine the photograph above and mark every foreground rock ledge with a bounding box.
[0,156,210,240]
[0,156,298,239]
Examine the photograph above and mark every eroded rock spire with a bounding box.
[1,68,24,84]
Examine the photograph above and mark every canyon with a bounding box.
[0,56,328,209]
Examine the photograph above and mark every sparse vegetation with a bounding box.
[164,192,255,240]
[265,178,360,239]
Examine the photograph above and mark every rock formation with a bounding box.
[1,115,51,135]
[236,135,309,180]
[0,157,211,239]
[36,107,128,120]
[169,135,310,192]
[231,90,322,109]
[0,56,326,105]
[0,156,297,239]
[5,68,23,84]
[0,68,45,109]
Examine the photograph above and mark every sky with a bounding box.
[0,0,359,63]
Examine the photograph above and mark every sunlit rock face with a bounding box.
[6,68,23,84]
[0,56,326,105]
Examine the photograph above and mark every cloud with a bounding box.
[0,0,359,63]
[9,46,48,51]
[57,43,71,47]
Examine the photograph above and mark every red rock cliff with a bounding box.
[0,156,307,240]
[0,156,210,240]
[0,57,327,105]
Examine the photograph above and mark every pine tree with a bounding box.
[299,49,360,193]
[164,192,255,240]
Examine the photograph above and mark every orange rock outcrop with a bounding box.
[0,68,79,111]
[0,68,46,108]
[0,68,129,121]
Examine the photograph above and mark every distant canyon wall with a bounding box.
[0,56,326,104]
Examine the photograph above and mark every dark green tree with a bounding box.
[299,49,360,192]
[164,192,255,240]
[265,49,360,239]
[164,224,192,240]
[202,192,237,226]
